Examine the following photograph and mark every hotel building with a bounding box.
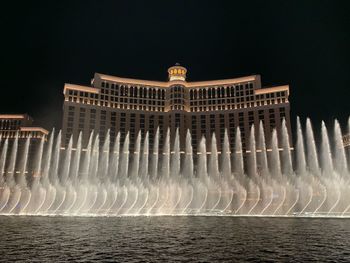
[0,114,48,140]
[62,64,291,153]
[0,114,49,174]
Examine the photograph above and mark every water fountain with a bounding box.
[0,117,349,217]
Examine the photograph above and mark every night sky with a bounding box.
[1,1,349,133]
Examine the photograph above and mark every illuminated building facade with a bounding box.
[62,64,291,153]
[0,114,48,140]
[0,114,48,176]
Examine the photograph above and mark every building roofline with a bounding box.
[255,85,289,95]
[95,73,260,88]
[64,83,100,94]
[19,127,49,135]
[0,114,30,119]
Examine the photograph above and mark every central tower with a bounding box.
[168,63,187,82]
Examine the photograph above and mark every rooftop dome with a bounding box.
[168,63,187,81]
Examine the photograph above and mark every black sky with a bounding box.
[0,0,349,132]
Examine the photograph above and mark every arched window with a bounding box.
[157,89,161,99]
[221,87,225,97]
[162,90,165,99]
[203,89,207,98]
[125,86,129,96]
[215,88,219,98]
[130,86,134,97]
[231,86,234,97]
[153,89,156,99]
[135,87,138,97]
[199,89,202,99]
[194,90,197,99]
[190,90,193,100]
[140,88,143,97]
[208,89,212,98]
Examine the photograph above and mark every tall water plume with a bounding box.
[119,133,129,180]
[247,126,257,178]
[281,119,293,176]
[50,131,61,185]
[41,129,54,187]
[306,118,320,175]
[150,128,159,180]
[81,132,93,183]
[6,133,18,188]
[109,132,120,182]
[17,137,30,188]
[130,131,141,180]
[257,121,269,177]
[233,127,244,177]
[161,129,170,180]
[140,132,149,179]
[334,120,348,175]
[295,117,306,175]
[183,129,193,178]
[0,138,8,185]
[99,130,110,181]
[171,129,180,178]
[209,133,219,180]
[320,121,334,176]
[70,132,82,184]
[269,130,281,179]
[197,136,208,180]
[221,130,231,179]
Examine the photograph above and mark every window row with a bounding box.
[100,83,166,100]
[189,83,254,100]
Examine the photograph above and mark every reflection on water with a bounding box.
[0,216,350,262]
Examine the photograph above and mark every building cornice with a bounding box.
[0,114,28,119]
[95,73,260,88]
[64,83,100,94]
[255,85,289,95]
[19,127,49,135]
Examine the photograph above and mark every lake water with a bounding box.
[0,216,350,262]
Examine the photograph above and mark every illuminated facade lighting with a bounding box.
[0,114,48,140]
[0,114,48,176]
[62,64,291,152]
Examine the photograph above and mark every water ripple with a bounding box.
[0,216,350,262]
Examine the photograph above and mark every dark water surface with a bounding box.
[1,216,350,262]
